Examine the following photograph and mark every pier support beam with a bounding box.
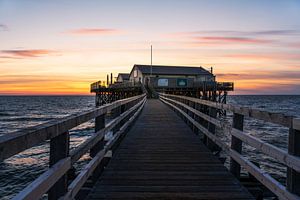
[90,114,106,183]
[287,119,300,195]
[48,131,69,200]
[230,113,244,179]
[207,107,217,151]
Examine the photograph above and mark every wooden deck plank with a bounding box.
[86,99,254,200]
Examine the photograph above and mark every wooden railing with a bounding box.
[90,80,143,92]
[159,93,300,200]
[0,94,146,200]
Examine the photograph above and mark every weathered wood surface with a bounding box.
[12,157,71,200]
[86,99,254,200]
[230,113,244,179]
[287,124,300,195]
[0,94,144,162]
[61,97,147,200]
[49,131,70,200]
[231,128,300,172]
[160,95,300,173]
[160,95,300,200]
[10,95,146,200]
[69,98,144,164]
[160,93,293,127]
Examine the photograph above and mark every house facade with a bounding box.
[129,64,215,88]
[116,73,130,83]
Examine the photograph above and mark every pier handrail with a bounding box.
[159,93,300,200]
[0,94,146,200]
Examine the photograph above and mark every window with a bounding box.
[158,79,168,86]
[133,70,138,77]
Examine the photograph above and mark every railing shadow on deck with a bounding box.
[159,93,300,200]
[0,94,146,200]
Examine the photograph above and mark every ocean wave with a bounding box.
[0,112,14,117]
[1,117,54,122]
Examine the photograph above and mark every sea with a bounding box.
[0,95,299,199]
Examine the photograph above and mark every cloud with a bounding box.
[0,24,8,31]
[172,29,300,37]
[287,42,300,48]
[252,30,299,35]
[224,53,300,61]
[0,74,93,84]
[233,83,300,95]
[217,71,300,95]
[65,28,122,35]
[168,29,300,47]
[194,36,271,44]
[0,49,57,59]
[217,71,300,80]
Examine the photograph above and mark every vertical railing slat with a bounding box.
[230,113,244,179]
[48,131,69,200]
[90,114,106,183]
[287,120,300,195]
[207,107,217,151]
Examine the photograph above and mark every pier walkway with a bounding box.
[87,99,254,199]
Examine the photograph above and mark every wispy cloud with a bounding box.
[184,36,272,47]
[0,49,58,59]
[0,74,95,84]
[217,71,300,80]
[233,83,300,95]
[0,24,8,31]
[172,29,300,37]
[217,71,300,94]
[65,28,122,35]
[224,53,300,61]
[168,29,300,47]
[194,36,271,44]
[287,42,300,48]
[252,30,299,35]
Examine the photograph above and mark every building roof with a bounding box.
[117,73,130,80]
[132,64,212,76]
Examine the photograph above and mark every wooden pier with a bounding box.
[86,99,253,199]
[0,93,300,200]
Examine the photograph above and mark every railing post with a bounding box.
[191,102,198,134]
[194,103,203,136]
[207,107,217,151]
[230,113,244,179]
[183,99,188,123]
[90,114,106,183]
[201,103,209,145]
[287,118,300,195]
[188,100,194,128]
[112,105,122,133]
[48,131,69,200]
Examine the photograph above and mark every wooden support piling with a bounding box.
[48,131,69,200]
[230,113,244,179]
[206,107,217,151]
[90,114,106,183]
[287,118,300,195]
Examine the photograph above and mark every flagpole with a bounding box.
[150,45,152,76]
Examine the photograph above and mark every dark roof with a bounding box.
[117,73,130,80]
[132,64,212,76]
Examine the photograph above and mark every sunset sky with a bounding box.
[0,0,300,95]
